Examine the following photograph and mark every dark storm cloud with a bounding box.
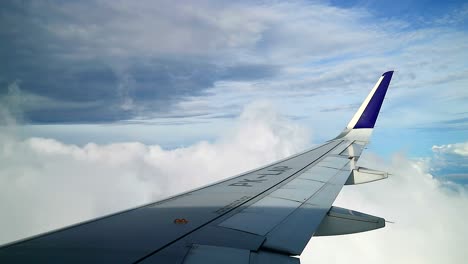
[124,60,279,102]
[0,57,278,123]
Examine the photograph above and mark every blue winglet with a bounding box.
[352,71,394,129]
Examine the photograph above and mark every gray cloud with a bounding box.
[1,1,282,123]
[2,0,467,126]
[440,117,468,125]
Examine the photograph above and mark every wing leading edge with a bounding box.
[0,71,395,263]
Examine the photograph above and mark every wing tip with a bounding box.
[351,71,394,129]
[382,70,394,76]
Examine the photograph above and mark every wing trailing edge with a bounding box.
[345,166,389,185]
[315,206,385,236]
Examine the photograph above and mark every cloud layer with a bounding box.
[433,142,468,156]
[0,102,309,244]
[430,141,468,184]
[2,0,467,128]
[1,103,468,263]
[303,153,468,263]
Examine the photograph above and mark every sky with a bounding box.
[1,0,468,263]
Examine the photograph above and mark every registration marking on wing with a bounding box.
[229,166,292,187]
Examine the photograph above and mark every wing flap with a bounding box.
[345,166,389,185]
[250,251,300,264]
[183,245,250,264]
[182,245,300,264]
[315,206,385,236]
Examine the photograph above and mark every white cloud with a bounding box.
[161,24,468,133]
[429,142,468,182]
[432,142,468,156]
[38,0,381,62]
[302,153,468,263]
[1,103,468,263]
[0,102,309,245]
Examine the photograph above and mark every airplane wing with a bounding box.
[0,71,394,263]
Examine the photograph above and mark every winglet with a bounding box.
[346,71,394,129]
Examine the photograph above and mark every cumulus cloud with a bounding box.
[429,141,468,185]
[0,102,309,245]
[1,102,468,263]
[302,153,468,263]
[432,142,468,156]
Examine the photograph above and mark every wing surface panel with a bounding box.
[269,178,324,202]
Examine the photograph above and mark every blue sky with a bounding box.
[330,0,466,19]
